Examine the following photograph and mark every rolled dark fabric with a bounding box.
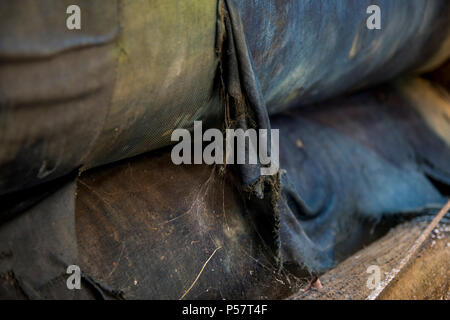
[1,0,450,195]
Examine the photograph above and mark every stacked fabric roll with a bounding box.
[0,0,449,299]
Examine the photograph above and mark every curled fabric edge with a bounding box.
[216,0,335,272]
[216,0,281,266]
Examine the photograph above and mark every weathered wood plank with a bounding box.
[289,201,450,300]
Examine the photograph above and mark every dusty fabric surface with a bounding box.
[0,180,88,299]
[289,218,450,300]
[0,0,119,195]
[75,151,299,300]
